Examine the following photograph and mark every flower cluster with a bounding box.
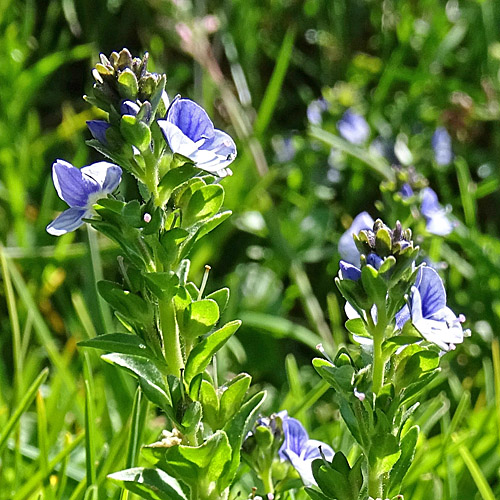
[47,50,237,235]
[337,213,467,351]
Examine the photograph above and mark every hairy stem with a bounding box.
[158,298,184,377]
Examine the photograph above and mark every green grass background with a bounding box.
[1,0,500,498]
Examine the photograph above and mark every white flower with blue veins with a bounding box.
[157,97,237,178]
[396,266,468,351]
[47,160,122,236]
[278,411,334,487]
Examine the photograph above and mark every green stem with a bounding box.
[261,466,274,495]
[368,467,383,499]
[142,148,160,205]
[158,298,184,377]
[370,307,387,397]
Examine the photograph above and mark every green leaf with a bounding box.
[388,425,419,495]
[143,272,179,300]
[183,184,224,227]
[160,228,189,268]
[361,265,387,306]
[304,488,331,500]
[312,460,351,500]
[96,197,126,213]
[183,299,220,341]
[97,281,152,325]
[78,333,157,359]
[205,288,230,314]
[219,373,252,423]
[179,431,232,485]
[199,380,219,429]
[184,320,241,383]
[181,401,202,435]
[345,318,369,337]
[370,431,401,475]
[191,210,232,242]
[117,68,139,99]
[122,200,143,227]
[108,467,187,500]
[120,114,151,151]
[102,354,173,416]
[313,358,354,393]
[219,391,266,490]
[158,165,198,203]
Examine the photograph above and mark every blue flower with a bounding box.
[120,100,141,116]
[307,98,328,126]
[279,411,334,487]
[87,100,147,145]
[338,212,374,267]
[47,160,122,236]
[87,120,111,144]
[157,98,237,178]
[395,266,467,351]
[432,127,453,166]
[400,183,414,198]
[420,187,453,236]
[337,110,370,145]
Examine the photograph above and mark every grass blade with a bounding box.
[0,367,49,454]
[454,436,496,500]
[254,27,295,137]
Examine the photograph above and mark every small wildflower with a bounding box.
[420,187,453,236]
[395,266,468,351]
[337,109,370,145]
[279,411,334,486]
[307,98,328,126]
[47,160,122,236]
[432,127,453,166]
[338,212,374,267]
[158,97,237,177]
[86,120,111,144]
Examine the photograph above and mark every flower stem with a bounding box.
[370,308,387,396]
[261,466,274,495]
[368,467,383,499]
[158,298,184,377]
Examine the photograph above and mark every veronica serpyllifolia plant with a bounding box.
[47,48,263,500]
[308,215,468,500]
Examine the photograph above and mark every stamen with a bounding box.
[198,264,211,299]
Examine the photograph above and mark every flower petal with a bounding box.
[337,110,370,145]
[425,210,454,236]
[52,160,99,208]
[81,162,122,193]
[395,304,411,330]
[414,267,446,318]
[120,100,140,116]
[301,439,334,461]
[339,260,361,281]
[279,416,309,458]
[166,98,215,142]
[282,450,317,486]
[421,188,441,217]
[87,120,110,144]
[338,212,374,266]
[46,207,88,236]
[157,120,200,158]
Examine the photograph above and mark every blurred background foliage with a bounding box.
[1,0,500,498]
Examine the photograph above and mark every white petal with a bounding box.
[158,120,201,158]
[81,162,122,193]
